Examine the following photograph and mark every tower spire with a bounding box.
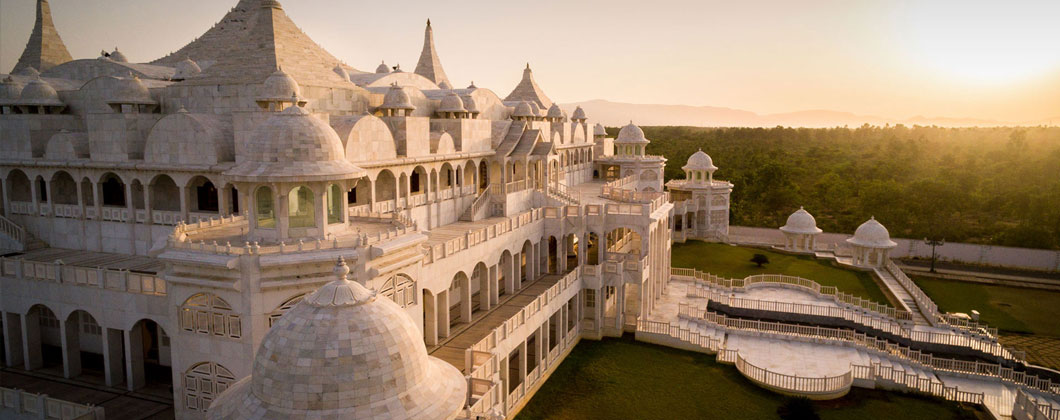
[414,19,452,87]
[11,0,73,74]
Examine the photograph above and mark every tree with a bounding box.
[777,397,820,420]
[750,253,769,267]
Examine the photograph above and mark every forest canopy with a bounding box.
[624,125,1060,250]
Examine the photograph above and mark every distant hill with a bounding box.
[559,99,1043,128]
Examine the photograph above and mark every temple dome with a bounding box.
[547,104,564,119]
[109,48,128,63]
[16,67,40,77]
[593,123,607,137]
[512,101,534,118]
[847,217,897,249]
[258,68,301,101]
[0,77,24,104]
[780,207,823,235]
[381,84,415,110]
[225,106,364,182]
[571,106,587,121]
[108,76,155,104]
[616,122,649,144]
[682,149,717,172]
[174,58,202,80]
[18,77,63,106]
[208,258,466,420]
[437,91,466,113]
[462,95,480,114]
[376,61,391,74]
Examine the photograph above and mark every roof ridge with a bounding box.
[503,64,553,109]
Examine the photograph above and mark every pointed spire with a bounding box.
[11,0,73,74]
[414,19,452,87]
[504,63,554,109]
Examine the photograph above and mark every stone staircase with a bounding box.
[0,215,45,253]
[872,267,930,325]
[546,183,579,206]
[460,190,491,222]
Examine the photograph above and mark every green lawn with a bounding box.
[671,240,891,305]
[516,337,983,420]
[912,276,1060,336]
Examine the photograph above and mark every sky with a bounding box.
[1,0,1058,122]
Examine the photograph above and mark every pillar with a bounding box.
[505,256,516,296]
[102,328,124,386]
[125,326,145,391]
[21,310,42,370]
[461,276,473,323]
[3,312,24,367]
[178,184,188,222]
[60,314,82,378]
[518,339,527,383]
[489,264,500,306]
[437,290,450,338]
[44,179,53,217]
[314,186,326,233]
[423,293,438,346]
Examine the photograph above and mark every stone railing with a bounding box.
[1,256,165,296]
[601,175,635,191]
[672,268,911,322]
[735,352,853,397]
[851,363,984,405]
[636,319,723,352]
[170,214,414,256]
[469,269,579,355]
[460,190,492,221]
[0,214,26,246]
[1013,389,1060,420]
[692,287,1021,362]
[52,203,82,219]
[8,201,36,216]
[681,304,1060,397]
[884,260,941,325]
[425,209,543,265]
[547,182,580,205]
[488,179,530,196]
[1,386,105,419]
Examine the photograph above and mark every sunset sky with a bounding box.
[2,0,1058,122]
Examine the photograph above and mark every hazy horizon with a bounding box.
[1,0,1058,122]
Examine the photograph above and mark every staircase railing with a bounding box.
[461,190,491,222]
[0,214,26,246]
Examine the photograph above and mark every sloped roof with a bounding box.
[413,20,451,87]
[154,0,358,87]
[503,64,553,109]
[11,0,73,74]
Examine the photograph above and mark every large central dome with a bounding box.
[209,258,466,419]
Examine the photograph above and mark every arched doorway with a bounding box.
[547,236,558,274]
[128,319,172,392]
[23,304,62,372]
[566,234,579,270]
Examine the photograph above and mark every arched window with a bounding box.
[267,294,306,328]
[326,184,343,225]
[255,186,275,228]
[182,362,236,412]
[179,293,241,339]
[100,174,126,207]
[288,186,315,228]
[380,275,416,308]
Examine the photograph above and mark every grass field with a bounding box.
[516,337,984,420]
[671,240,891,304]
[911,276,1060,337]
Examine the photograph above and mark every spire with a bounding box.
[414,19,452,87]
[11,0,73,74]
[504,63,554,109]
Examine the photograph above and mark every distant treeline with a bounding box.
[618,125,1060,250]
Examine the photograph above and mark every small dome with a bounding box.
[174,58,201,80]
[571,106,587,121]
[467,81,477,90]
[108,76,155,104]
[437,80,452,90]
[847,217,897,249]
[109,48,128,63]
[18,77,63,106]
[392,64,404,73]
[16,67,40,77]
[0,77,24,103]
[258,68,301,101]
[333,64,349,81]
[547,104,564,119]
[380,84,415,111]
[616,122,650,144]
[224,106,364,182]
[462,95,480,113]
[682,149,717,172]
[437,91,466,113]
[780,207,822,235]
[512,101,534,118]
[207,258,466,420]
[593,123,607,136]
[376,61,391,74]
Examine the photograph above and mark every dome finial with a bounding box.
[334,256,350,281]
